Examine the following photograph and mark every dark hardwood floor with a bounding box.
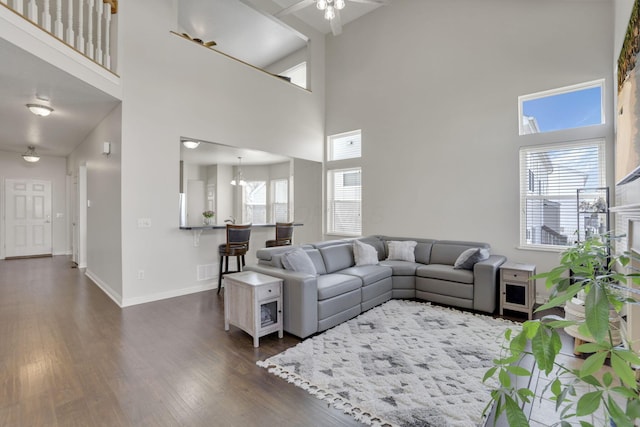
[0,256,362,426]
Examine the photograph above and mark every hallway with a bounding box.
[0,256,359,426]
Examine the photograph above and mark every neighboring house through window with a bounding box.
[242,181,266,224]
[327,130,362,236]
[270,179,289,222]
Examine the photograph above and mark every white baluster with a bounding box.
[76,0,85,53]
[95,0,102,64]
[65,0,74,46]
[13,0,23,15]
[54,0,63,38]
[42,0,51,31]
[26,0,37,22]
[85,0,93,59]
[103,3,111,69]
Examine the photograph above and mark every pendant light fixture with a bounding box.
[22,146,40,163]
[230,157,247,186]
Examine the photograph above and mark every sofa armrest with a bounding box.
[473,255,507,313]
[243,265,319,339]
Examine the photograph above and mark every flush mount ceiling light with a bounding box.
[26,104,54,117]
[230,157,247,186]
[22,146,40,163]
[182,140,200,149]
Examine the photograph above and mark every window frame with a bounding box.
[269,178,289,223]
[518,79,605,136]
[241,180,267,224]
[519,139,606,251]
[327,129,362,161]
[326,167,362,237]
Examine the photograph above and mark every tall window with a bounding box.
[270,179,289,222]
[518,80,604,135]
[243,181,266,224]
[520,139,605,249]
[327,168,361,236]
[327,130,362,236]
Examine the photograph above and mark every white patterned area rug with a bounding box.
[257,299,520,427]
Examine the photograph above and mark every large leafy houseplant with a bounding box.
[483,235,640,426]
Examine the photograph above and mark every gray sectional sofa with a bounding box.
[244,235,507,339]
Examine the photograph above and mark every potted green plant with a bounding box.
[483,235,640,426]
[202,210,215,225]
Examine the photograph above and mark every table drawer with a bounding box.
[257,282,281,300]
[501,269,531,283]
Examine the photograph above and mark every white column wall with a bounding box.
[66,104,122,303]
[325,0,614,303]
[117,0,325,305]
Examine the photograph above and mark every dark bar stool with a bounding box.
[218,223,252,294]
[265,222,294,247]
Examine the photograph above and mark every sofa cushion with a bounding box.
[317,274,362,300]
[454,248,490,270]
[281,248,317,275]
[357,236,387,261]
[353,240,379,266]
[379,260,421,276]
[386,240,417,262]
[338,265,392,286]
[416,264,474,284]
[319,244,355,273]
[430,241,490,265]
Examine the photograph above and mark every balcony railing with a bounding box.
[1,0,117,72]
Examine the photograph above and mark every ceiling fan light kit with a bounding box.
[316,0,344,20]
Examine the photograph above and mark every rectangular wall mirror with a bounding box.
[178,0,310,90]
[179,139,294,227]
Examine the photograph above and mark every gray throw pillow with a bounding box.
[454,248,490,270]
[281,248,317,275]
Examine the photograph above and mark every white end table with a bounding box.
[224,271,283,347]
[500,262,536,320]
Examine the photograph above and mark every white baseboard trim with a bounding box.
[85,269,123,307]
[53,250,72,256]
[121,282,217,307]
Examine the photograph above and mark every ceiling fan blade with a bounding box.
[330,11,342,36]
[275,0,315,18]
[348,0,389,4]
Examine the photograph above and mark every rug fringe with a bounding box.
[256,361,396,427]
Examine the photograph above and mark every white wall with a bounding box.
[67,104,123,303]
[117,0,325,305]
[0,151,67,258]
[325,0,614,302]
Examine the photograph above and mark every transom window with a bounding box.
[518,80,604,135]
[328,130,361,161]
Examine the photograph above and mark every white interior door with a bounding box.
[5,179,52,257]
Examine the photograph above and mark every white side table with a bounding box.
[500,262,536,320]
[224,271,283,347]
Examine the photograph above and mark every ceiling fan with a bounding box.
[275,0,388,36]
